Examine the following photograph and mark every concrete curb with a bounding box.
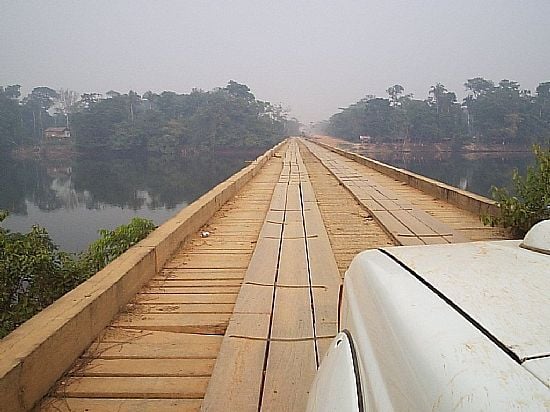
[310,139,499,217]
[0,139,287,411]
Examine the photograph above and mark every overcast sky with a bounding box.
[1,1,549,123]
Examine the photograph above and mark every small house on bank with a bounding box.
[44,127,71,139]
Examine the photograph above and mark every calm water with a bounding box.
[1,147,536,253]
[356,149,534,198]
[0,150,262,252]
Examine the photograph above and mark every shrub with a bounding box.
[483,145,550,236]
[0,214,155,338]
[80,217,157,273]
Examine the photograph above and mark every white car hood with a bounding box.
[383,239,550,362]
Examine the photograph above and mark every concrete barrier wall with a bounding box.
[0,139,287,411]
[311,140,500,217]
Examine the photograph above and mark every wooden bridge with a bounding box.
[0,138,509,411]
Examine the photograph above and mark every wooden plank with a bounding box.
[96,328,223,345]
[202,338,267,412]
[113,313,230,334]
[148,279,242,287]
[227,284,273,339]
[259,221,283,238]
[395,234,425,246]
[232,283,274,314]
[165,254,249,269]
[391,209,439,236]
[85,334,222,360]
[271,288,314,339]
[41,398,202,412]
[286,185,302,210]
[159,268,244,280]
[55,376,209,398]
[374,210,415,237]
[277,238,309,285]
[311,286,339,339]
[126,303,235,314]
[409,209,469,242]
[270,183,288,210]
[142,286,241,294]
[72,358,215,377]
[136,293,237,304]
[283,221,305,238]
[244,237,280,284]
[285,210,303,223]
[261,341,317,411]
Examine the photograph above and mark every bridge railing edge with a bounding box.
[0,138,288,412]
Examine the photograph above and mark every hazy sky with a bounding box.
[1,1,549,123]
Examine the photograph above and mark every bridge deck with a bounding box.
[40,138,509,411]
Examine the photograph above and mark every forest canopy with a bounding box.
[326,78,550,146]
[0,81,300,153]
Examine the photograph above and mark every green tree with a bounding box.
[0,85,23,147]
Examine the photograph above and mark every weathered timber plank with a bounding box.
[136,293,237,304]
[96,328,223,346]
[261,341,317,412]
[227,284,273,339]
[148,279,242,287]
[277,238,309,285]
[391,209,440,236]
[41,398,202,412]
[84,342,220,360]
[374,210,415,239]
[141,286,241,294]
[72,358,215,377]
[244,238,280,284]
[55,376,209,399]
[158,268,244,280]
[283,221,306,238]
[112,313,230,334]
[164,254,249,269]
[202,338,267,412]
[126,303,235,314]
[271,288,314,340]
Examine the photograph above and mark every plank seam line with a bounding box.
[244,281,327,289]
[297,144,321,369]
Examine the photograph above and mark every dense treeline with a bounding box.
[0,81,300,153]
[327,78,550,145]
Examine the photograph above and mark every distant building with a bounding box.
[359,135,372,142]
[44,127,71,139]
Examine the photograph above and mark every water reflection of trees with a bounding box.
[0,151,259,214]
[0,156,72,214]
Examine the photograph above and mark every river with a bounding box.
[0,150,263,252]
[0,147,535,253]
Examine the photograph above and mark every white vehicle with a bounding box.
[308,220,550,411]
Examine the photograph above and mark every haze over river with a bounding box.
[0,148,534,253]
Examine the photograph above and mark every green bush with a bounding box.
[0,214,155,338]
[483,145,550,236]
[81,217,156,273]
